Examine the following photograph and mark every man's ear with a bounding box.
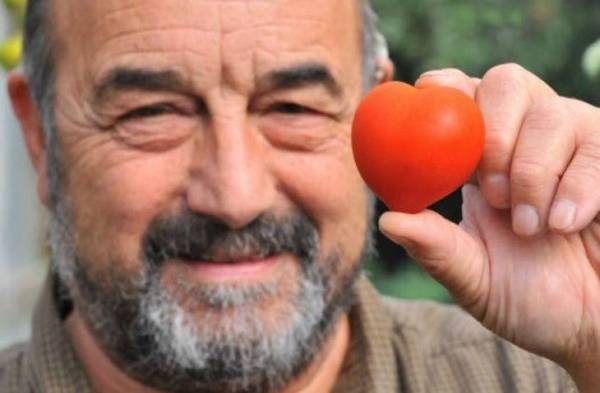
[376,58,395,84]
[7,72,50,207]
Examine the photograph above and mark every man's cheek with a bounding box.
[67,155,190,270]
[71,208,145,273]
[302,168,366,222]
[82,149,188,210]
[275,155,368,250]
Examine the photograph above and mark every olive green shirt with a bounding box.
[0,272,577,392]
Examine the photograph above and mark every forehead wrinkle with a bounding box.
[90,20,222,55]
[90,1,222,37]
[215,4,340,97]
[98,1,149,21]
[216,2,262,97]
[57,1,221,69]
[93,27,218,60]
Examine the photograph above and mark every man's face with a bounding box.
[48,0,370,391]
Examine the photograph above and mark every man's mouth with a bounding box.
[173,253,283,282]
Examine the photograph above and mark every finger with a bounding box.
[476,64,556,209]
[378,186,487,307]
[415,68,479,99]
[549,100,600,233]
[510,96,575,236]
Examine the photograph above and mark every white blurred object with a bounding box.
[0,263,45,348]
[583,38,600,80]
[0,6,46,349]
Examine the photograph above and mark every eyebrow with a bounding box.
[259,63,343,98]
[93,62,344,103]
[94,68,187,103]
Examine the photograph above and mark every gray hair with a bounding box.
[22,0,387,203]
[22,0,61,206]
[361,0,389,91]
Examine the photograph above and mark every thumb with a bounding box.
[378,206,487,307]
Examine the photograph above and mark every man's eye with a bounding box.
[120,104,176,121]
[270,103,315,115]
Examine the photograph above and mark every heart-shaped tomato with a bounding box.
[352,81,485,213]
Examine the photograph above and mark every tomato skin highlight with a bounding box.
[352,81,486,213]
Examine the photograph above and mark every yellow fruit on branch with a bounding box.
[0,33,23,71]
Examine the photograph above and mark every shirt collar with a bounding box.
[25,272,93,392]
[333,275,400,393]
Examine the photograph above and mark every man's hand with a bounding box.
[378,64,600,392]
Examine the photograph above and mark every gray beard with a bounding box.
[48,197,366,393]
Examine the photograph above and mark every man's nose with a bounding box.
[186,114,276,229]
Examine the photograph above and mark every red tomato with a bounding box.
[352,82,485,213]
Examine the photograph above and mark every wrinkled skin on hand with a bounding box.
[380,64,600,392]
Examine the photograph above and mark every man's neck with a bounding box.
[65,309,351,393]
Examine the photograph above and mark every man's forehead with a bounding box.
[54,0,363,94]
[55,0,361,43]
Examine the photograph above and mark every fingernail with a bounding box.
[484,174,510,207]
[513,204,540,236]
[549,199,577,231]
[420,69,446,78]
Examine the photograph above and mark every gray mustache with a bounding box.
[142,210,319,267]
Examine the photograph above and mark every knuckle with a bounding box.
[574,128,600,159]
[484,131,512,154]
[422,68,473,91]
[564,163,600,194]
[477,64,531,117]
[560,144,600,199]
[522,97,569,135]
[481,137,512,172]
[581,134,600,158]
[511,158,555,191]
[439,67,465,76]
[482,63,528,85]
[581,133,600,160]
[570,149,600,186]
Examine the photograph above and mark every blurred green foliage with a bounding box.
[367,0,600,300]
[373,0,600,102]
[366,259,451,302]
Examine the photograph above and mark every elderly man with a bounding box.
[1,0,600,392]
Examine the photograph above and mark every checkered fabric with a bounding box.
[0,272,578,392]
